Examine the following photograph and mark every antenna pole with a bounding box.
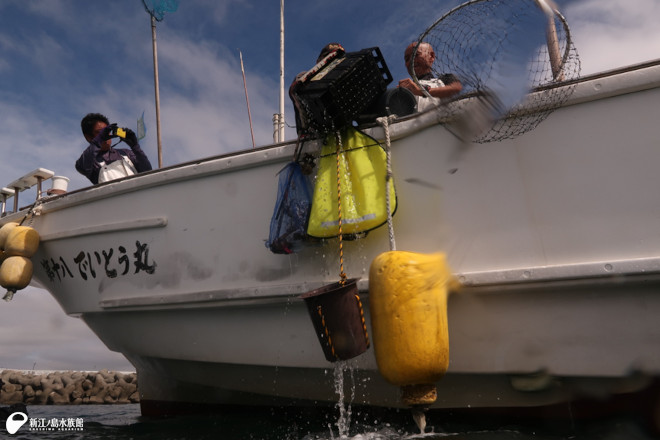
[240,51,256,148]
[150,15,163,168]
[277,0,285,143]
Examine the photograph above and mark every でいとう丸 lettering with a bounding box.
[41,240,157,283]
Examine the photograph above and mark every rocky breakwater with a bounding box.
[0,370,139,405]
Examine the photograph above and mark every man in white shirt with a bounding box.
[398,42,462,111]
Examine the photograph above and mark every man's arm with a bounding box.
[428,80,462,98]
[128,142,153,172]
[75,143,101,184]
[123,129,153,172]
[398,76,462,99]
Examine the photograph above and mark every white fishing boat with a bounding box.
[1,0,659,423]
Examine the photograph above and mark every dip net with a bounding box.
[412,0,580,143]
[142,0,179,21]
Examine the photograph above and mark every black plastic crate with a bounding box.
[295,47,393,134]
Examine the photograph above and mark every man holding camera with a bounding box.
[75,112,153,184]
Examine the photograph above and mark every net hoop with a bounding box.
[410,0,581,143]
[142,0,179,22]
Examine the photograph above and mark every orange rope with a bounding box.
[335,131,347,285]
[317,305,337,359]
[355,294,370,348]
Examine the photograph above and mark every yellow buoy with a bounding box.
[0,222,19,251]
[4,225,40,257]
[0,256,33,300]
[369,251,459,406]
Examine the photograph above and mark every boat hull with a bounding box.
[79,274,660,413]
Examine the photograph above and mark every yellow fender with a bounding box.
[0,256,33,295]
[0,224,40,301]
[369,251,459,404]
[0,222,19,250]
[4,225,40,258]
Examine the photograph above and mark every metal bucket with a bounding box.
[300,278,370,362]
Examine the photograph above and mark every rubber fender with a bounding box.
[0,256,33,293]
[4,226,40,257]
[0,222,19,251]
[369,251,458,386]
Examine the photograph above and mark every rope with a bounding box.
[335,130,347,285]
[355,294,370,348]
[17,200,42,227]
[317,305,337,360]
[377,115,398,251]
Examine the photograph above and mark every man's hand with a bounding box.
[123,128,138,148]
[398,78,424,96]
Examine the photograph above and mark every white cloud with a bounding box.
[24,0,75,24]
[565,0,660,75]
[0,100,89,193]
[149,34,293,162]
[0,287,134,372]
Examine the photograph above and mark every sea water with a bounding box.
[4,403,657,440]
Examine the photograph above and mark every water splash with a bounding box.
[330,361,356,438]
[305,425,455,440]
[411,408,427,434]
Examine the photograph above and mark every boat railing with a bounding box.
[0,187,14,217]
[1,168,55,217]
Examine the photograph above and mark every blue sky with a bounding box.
[1,0,660,372]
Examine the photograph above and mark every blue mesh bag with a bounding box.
[266,162,313,254]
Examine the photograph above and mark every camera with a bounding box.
[108,123,127,139]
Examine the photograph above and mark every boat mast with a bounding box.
[240,51,256,148]
[274,0,285,143]
[142,0,177,168]
[150,15,164,168]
